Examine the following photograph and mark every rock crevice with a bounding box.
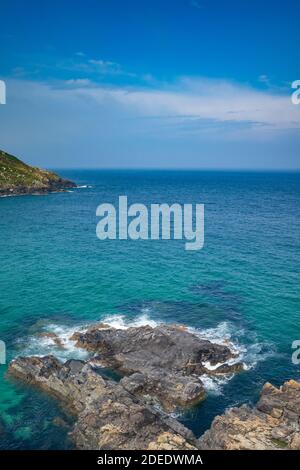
[8,322,300,450]
[198,380,300,450]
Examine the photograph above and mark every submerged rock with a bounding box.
[198,380,300,450]
[38,331,66,350]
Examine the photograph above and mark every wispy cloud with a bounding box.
[60,76,300,134]
[0,76,299,168]
[65,57,137,77]
[10,54,138,81]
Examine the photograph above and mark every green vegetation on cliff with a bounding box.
[0,150,75,195]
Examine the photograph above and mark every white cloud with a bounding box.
[0,77,299,168]
[54,56,137,78]
[63,76,300,133]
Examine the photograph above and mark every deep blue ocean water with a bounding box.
[0,170,300,449]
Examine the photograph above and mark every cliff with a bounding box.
[0,149,76,196]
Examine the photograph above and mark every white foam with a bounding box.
[15,313,275,398]
[202,361,224,371]
[240,341,276,370]
[76,185,93,189]
[101,312,159,330]
[189,321,238,346]
[95,314,274,379]
[16,323,89,361]
[15,313,158,361]
[201,374,233,396]
[99,315,266,396]
[187,321,276,393]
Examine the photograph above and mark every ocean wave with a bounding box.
[99,313,276,395]
[101,311,159,329]
[14,312,275,396]
[14,313,158,360]
[15,323,89,361]
[201,374,233,396]
[190,321,275,368]
[76,185,93,189]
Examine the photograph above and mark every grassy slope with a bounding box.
[0,150,74,194]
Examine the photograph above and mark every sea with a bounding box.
[0,169,299,449]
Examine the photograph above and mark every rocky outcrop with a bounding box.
[8,322,244,449]
[198,380,300,450]
[71,323,243,411]
[8,321,300,450]
[0,149,76,196]
[9,356,198,450]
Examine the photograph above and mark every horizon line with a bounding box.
[51,167,300,173]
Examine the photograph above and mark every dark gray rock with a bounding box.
[7,322,245,449]
[72,323,242,411]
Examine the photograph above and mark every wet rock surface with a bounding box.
[8,322,242,449]
[8,356,198,450]
[9,323,300,450]
[8,324,300,450]
[71,323,241,411]
[198,380,300,450]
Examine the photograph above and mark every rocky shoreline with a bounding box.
[0,149,76,196]
[70,323,243,412]
[199,380,300,450]
[8,322,300,450]
[0,178,76,197]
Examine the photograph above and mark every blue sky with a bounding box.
[0,0,299,169]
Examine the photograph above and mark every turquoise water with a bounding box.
[0,170,300,448]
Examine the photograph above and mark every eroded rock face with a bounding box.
[120,371,205,412]
[198,380,300,450]
[8,323,243,450]
[9,356,198,450]
[72,324,236,373]
[8,336,300,450]
[71,323,242,411]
